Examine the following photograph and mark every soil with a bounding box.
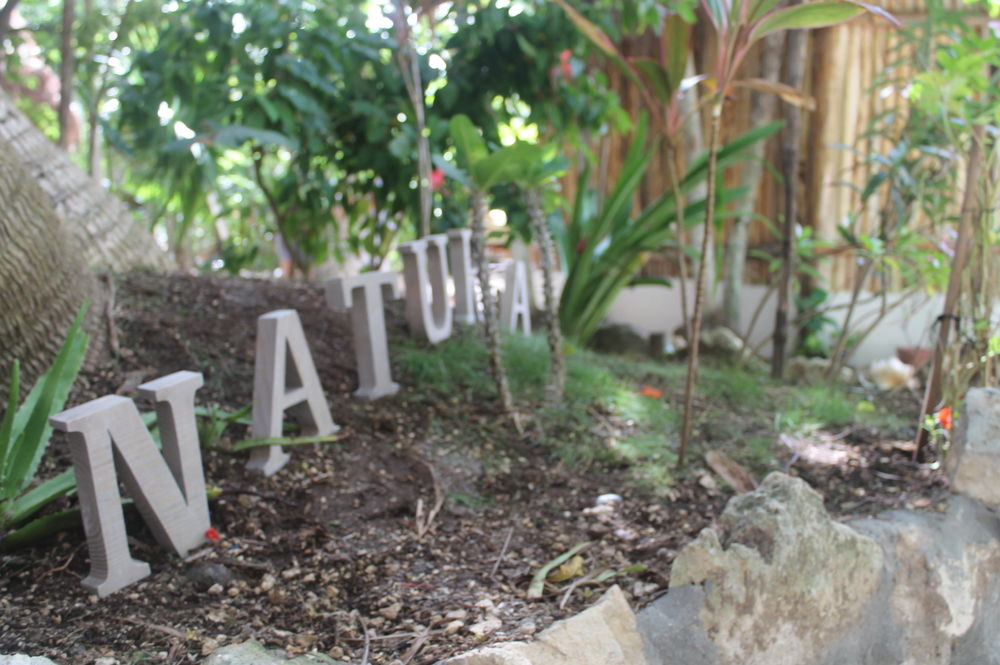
[0,272,949,665]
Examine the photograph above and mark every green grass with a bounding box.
[395,332,909,493]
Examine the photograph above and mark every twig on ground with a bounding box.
[353,610,372,665]
[119,616,188,640]
[37,543,84,581]
[400,627,432,664]
[490,526,514,579]
[414,461,445,539]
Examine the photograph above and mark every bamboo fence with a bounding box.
[576,0,983,291]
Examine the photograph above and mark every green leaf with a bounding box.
[4,304,88,499]
[211,124,299,151]
[527,542,591,599]
[432,154,472,188]
[750,1,865,41]
[0,361,20,494]
[664,15,690,97]
[231,433,341,452]
[449,114,488,170]
[0,508,82,552]
[630,57,674,102]
[3,468,76,527]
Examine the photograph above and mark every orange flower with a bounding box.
[205,527,221,542]
[639,385,663,399]
[936,407,952,431]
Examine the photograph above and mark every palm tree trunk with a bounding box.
[526,188,564,403]
[471,189,516,421]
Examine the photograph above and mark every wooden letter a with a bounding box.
[49,371,209,598]
[247,310,337,476]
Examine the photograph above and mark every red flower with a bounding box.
[560,49,574,79]
[205,527,221,542]
[936,407,952,431]
[430,168,445,191]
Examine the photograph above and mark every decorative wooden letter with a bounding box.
[49,371,208,598]
[500,260,532,334]
[325,272,400,400]
[248,310,337,476]
[447,228,478,325]
[400,234,453,344]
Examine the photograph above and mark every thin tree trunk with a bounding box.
[722,30,784,329]
[471,189,517,425]
[679,60,712,308]
[678,98,723,468]
[914,125,984,458]
[392,1,431,238]
[57,0,75,151]
[526,188,564,403]
[771,24,806,379]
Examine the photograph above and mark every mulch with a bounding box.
[0,272,947,664]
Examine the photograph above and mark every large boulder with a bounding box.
[441,585,647,665]
[645,473,884,665]
[946,387,1000,509]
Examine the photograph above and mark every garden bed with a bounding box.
[0,272,947,665]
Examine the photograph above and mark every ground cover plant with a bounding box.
[0,272,947,665]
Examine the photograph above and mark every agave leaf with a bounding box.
[0,508,82,552]
[3,468,76,527]
[0,361,20,496]
[5,305,88,498]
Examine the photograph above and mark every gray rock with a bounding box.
[698,327,744,358]
[0,657,60,665]
[185,562,236,591]
[946,387,1000,509]
[665,473,883,665]
[203,641,346,665]
[441,585,647,665]
[589,324,648,356]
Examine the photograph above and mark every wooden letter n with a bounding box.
[49,371,209,598]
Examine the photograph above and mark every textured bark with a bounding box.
[722,30,784,329]
[525,188,564,404]
[470,190,515,420]
[0,120,101,402]
[0,88,172,272]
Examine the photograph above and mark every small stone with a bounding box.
[207,583,223,595]
[258,573,277,592]
[378,602,403,621]
[185,563,235,591]
[468,615,502,637]
[596,493,623,507]
[445,609,468,620]
[444,620,464,635]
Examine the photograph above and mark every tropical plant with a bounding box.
[443,114,530,423]
[0,304,88,549]
[510,147,569,403]
[556,115,783,345]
